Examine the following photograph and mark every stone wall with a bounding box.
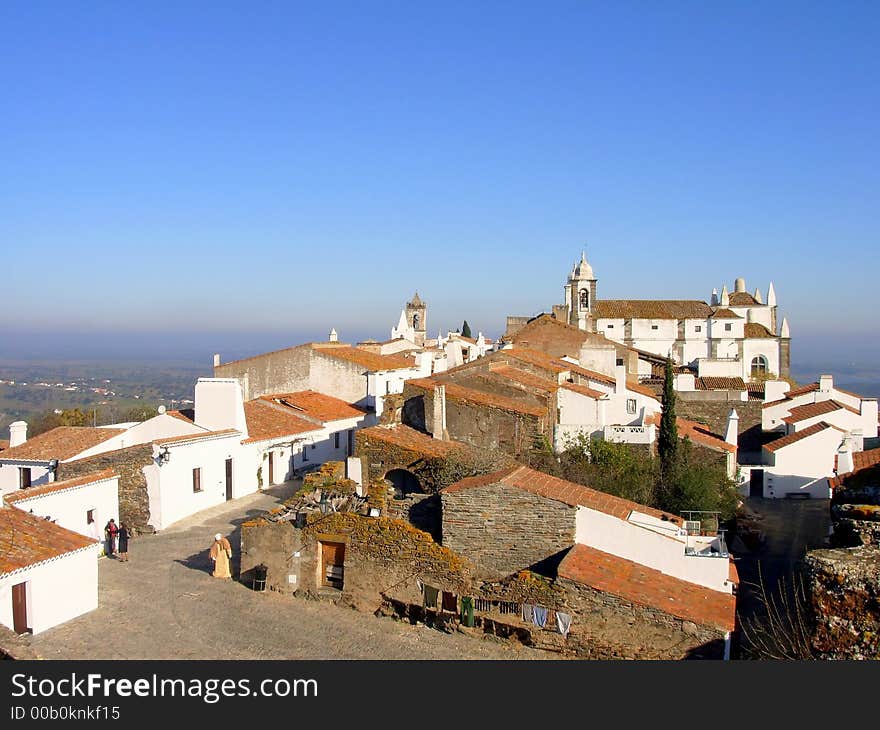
[442,483,577,579]
[0,626,41,659]
[214,344,312,400]
[57,445,155,533]
[677,398,762,461]
[240,511,474,613]
[555,577,727,659]
[804,546,880,659]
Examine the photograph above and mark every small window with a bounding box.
[192,468,202,493]
[606,324,614,329]
[311,444,316,450]
[725,323,732,332]
[86,509,95,524]
[385,380,392,395]
[302,446,309,462]
[334,432,340,449]
[695,325,702,333]
[651,325,659,330]
[626,398,637,415]
[616,358,624,366]
[19,467,32,489]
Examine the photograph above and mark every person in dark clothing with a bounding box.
[117,523,130,562]
[105,518,119,557]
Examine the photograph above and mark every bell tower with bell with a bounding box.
[564,251,598,331]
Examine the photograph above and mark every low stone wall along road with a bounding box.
[28,482,543,660]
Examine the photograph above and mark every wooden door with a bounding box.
[268,453,274,486]
[750,469,764,498]
[225,459,233,501]
[12,582,29,634]
[321,542,345,589]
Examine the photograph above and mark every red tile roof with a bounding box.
[488,365,560,392]
[781,399,858,425]
[646,415,736,453]
[312,343,414,371]
[406,378,547,417]
[259,390,367,423]
[561,382,605,400]
[505,348,615,385]
[558,543,736,632]
[696,377,747,391]
[357,425,463,458]
[0,427,126,462]
[711,308,742,319]
[443,464,683,526]
[241,400,322,444]
[0,506,97,576]
[728,291,758,306]
[166,409,196,424]
[155,429,240,446]
[3,469,117,505]
[763,421,843,453]
[626,379,661,399]
[744,323,775,339]
[843,447,880,475]
[594,300,714,320]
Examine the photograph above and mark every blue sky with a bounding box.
[2,1,878,348]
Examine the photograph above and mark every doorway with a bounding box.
[225,459,233,501]
[320,541,345,590]
[12,582,29,634]
[750,469,764,498]
[268,452,274,486]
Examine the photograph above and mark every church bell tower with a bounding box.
[405,292,427,346]
[565,252,598,331]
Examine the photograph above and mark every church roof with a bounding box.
[744,323,775,339]
[710,308,742,319]
[408,292,424,307]
[729,292,759,306]
[571,251,594,280]
[593,300,714,320]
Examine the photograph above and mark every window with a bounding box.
[334,432,340,449]
[751,356,768,376]
[192,468,202,493]
[626,398,637,415]
[86,509,95,524]
[385,380,392,395]
[606,324,614,329]
[616,358,624,366]
[579,289,589,309]
[19,467,31,489]
[651,325,659,330]
[302,446,309,462]
[412,313,420,330]
[695,325,702,333]
[725,323,732,332]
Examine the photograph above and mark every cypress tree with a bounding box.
[658,356,678,471]
[461,320,472,339]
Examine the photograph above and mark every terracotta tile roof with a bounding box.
[696,377,747,391]
[241,400,322,444]
[357,424,463,458]
[782,400,857,425]
[0,427,126,462]
[155,429,240,446]
[4,469,117,505]
[0,506,97,576]
[505,348,615,385]
[851,447,880,474]
[786,382,820,398]
[763,421,843,453]
[626,379,661,399]
[711,308,742,319]
[488,365,560,392]
[166,409,195,423]
[561,382,605,400]
[406,378,547,417]
[558,544,736,632]
[728,292,758,306]
[729,561,740,586]
[646,415,736,453]
[312,343,414,371]
[0,439,8,451]
[259,390,367,423]
[744,323,775,339]
[594,300,714,320]
[444,465,683,526]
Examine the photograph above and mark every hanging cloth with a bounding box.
[423,585,439,608]
[441,591,457,612]
[533,605,548,628]
[460,597,474,627]
[556,611,572,637]
[521,603,534,623]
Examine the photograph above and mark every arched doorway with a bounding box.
[385,469,424,499]
[750,355,768,377]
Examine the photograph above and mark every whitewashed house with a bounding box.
[0,505,99,635]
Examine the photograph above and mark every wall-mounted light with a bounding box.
[157,446,171,464]
[48,459,59,473]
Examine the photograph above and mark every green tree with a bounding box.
[461,320,472,339]
[659,438,738,519]
[658,356,678,488]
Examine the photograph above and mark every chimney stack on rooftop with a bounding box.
[9,421,27,448]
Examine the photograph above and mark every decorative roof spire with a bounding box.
[767,282,777,307]
[720,285,730,306]
[711,287,718,306]
[780,317,790,338]
[753,287,763,304]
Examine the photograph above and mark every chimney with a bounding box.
[432,385,447,440]
[725,409,739,447]
[837,435,854,475]
[194,378,248,436]
[615,364,627,395]
[9,421,27,448]
[213,353,221,368]
[819,374,834,393]
[329,328,338,343]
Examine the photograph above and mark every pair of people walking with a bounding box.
[104,518,131,562]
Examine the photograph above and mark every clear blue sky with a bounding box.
[2,1,878,348]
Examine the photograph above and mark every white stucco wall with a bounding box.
[741,340,780,380]
[0,545,99,635]
[762,428,841,498]
[7,476,119,539]
[575,507,732,593]
[0,462,52,495]
[75,414,207,460]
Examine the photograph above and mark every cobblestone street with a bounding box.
[29,482,543,660]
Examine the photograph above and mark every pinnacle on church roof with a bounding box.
[753,287,764,304]
[780,317,790,338]
[408,292,424,307]
[572,250,594,280]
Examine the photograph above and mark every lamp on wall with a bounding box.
[157,446,171,464]
[48,459,59,473]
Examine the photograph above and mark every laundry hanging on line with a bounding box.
[423,584,439,608]
[556,611,572,637]
[532,605,548,628]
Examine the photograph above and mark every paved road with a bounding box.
[30,482,542,660]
